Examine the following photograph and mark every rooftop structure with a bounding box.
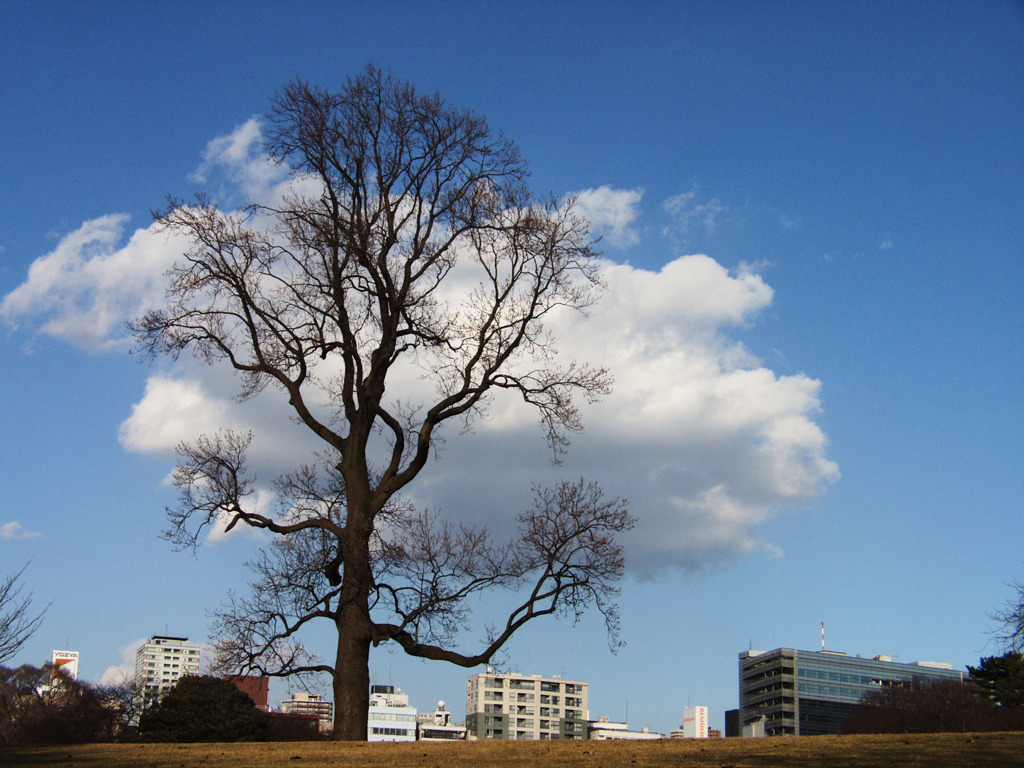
[417,700,467,741]
[588,715,665,740]
[51,650,79,681]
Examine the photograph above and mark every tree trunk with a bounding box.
[331,475,374,741]
[331,600,371,740]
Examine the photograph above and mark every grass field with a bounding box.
[2,732,1023,768]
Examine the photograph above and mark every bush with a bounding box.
[843,677,1024,734]
[138,675,269,742]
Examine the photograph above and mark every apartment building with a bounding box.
[466,670,588,740]
[134,635,201,704]
[280,691,334,733]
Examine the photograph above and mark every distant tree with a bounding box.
[843,677,1024,734]
[138,675,269,742]
[132,64,633,739]
[968,652,1024,710]
[0,664,120,745]
[94,676,149,739]
[0,564,47,665]
[990,577,1024,653]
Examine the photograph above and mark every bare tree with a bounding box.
[990,577,1024,653]
[133,66,633,740]
[0,564,46,665]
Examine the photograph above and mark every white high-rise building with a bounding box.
[134,635,201,704]
[367,684,417,741]
[679,706,709,738]
[466,671,588,740]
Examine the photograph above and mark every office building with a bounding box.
[466,670,588,740]
[739,647,966,736]
[134,635,201,704]
[367,684,417,741]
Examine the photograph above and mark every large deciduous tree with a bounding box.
[133,66,632,740]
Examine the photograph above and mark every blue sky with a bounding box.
[1,1,1021,735]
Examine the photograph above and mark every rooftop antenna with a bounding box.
[821,621,825,651]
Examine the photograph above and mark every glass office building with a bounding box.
[739,648,966,736]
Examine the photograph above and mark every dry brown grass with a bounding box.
[2,732,1022,768]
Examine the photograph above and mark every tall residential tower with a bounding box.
[134,635,201,703]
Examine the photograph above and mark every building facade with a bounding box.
[739,648,966,736]
[227,674,270,711]
[675,706,709,738]
[280,691,334,733]
[366,684,417,741]
[134,635,201,704]
[466,671,588,740]
[589,716,664,740]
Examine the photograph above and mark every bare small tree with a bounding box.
[133,66,633,740]
[990,577,1024,653]
[0,564,46,665]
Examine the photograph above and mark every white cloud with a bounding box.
[573,186,644,248]
[190,117,291,206]
[405,255,838,573]
[114,253,836,574]
[97,637,146,685]
[118,376,236,459]
[2,121,837,576]
[0,521,41,541]
[663,188,729,243]
[0,215,186,352]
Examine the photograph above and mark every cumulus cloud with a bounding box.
[0,521,41,541]
[190,117,291,205]
[573,186,644,248]
[0,215,186,352]
[403,255,838,573]
[97,637,146,685]
[2,120,838,573]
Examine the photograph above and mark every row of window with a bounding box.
[482,729,580,740]
[482,678,584,694]
[371,727,413,737]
